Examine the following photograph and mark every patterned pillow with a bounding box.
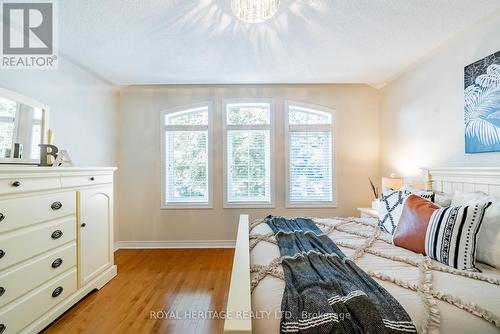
[425,202,492,271]
[379,190,435,234]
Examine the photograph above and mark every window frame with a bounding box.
[284,100,337,208]
[29,112,42,160]
[223,98,275,208]
[0,100,20,159]
[0,115,17,159]
[160,102,213,209]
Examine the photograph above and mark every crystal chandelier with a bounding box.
[231,0,280,23]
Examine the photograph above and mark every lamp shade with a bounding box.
[382,176,404,191]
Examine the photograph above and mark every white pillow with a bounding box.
[434,193,453,207]
[451,190,500,269]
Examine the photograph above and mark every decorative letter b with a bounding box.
[39,144,58,166]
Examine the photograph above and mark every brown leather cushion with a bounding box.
[393,194,440,254]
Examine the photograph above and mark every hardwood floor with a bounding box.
[43,249,234,334]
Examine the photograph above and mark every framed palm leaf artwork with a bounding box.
[464,51,500,153]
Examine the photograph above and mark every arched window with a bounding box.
[223,100,274,207]
[285,102,336,207]
[161,104,212,208]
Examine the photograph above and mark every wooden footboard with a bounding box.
[224,214,252,334]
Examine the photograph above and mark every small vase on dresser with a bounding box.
[0,167,117,334]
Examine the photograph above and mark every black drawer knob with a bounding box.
[51,201,63,210]
[52,286,63,298]
[0,213,4,222]
[0,287,5,297]
[11,181,20,187]
[0,324,5,334]
[80,223,86,228]
[89,177,95,181]
[0,250,4,259]
[52,258,63,268]
[51,230,63,239]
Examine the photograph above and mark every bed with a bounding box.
[223,167,500,334]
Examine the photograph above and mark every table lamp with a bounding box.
[382,174,404,191]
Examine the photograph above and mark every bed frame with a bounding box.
[223,167,500,334]
[422,167,500,195]
[224,214,252,334]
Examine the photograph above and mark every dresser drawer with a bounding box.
[0,191,76,234]
[0,268,77,334]
[0,218,76,271]
[0,177,60,196]
[0,243,76,308]
[61,174,113,188]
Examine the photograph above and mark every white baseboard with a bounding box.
[114,240,236,251]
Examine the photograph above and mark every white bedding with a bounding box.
[250,217,500,334]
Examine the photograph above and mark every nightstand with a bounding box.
[357,207,379,218]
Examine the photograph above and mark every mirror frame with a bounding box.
[0,88,50,165]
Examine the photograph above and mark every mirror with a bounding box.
[0,88,49,164]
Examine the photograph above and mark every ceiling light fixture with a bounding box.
[231,0,280,23]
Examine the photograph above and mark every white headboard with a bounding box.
[422,167,500,197]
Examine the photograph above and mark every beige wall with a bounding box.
[380,11,500,180]
[117,85,380,242]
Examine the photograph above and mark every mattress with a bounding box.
[250,217,500,334]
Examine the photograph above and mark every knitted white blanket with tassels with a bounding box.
[249,217,500,334]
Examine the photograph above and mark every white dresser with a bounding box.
[0,167,117,334]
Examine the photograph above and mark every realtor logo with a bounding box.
[1,0,58,69]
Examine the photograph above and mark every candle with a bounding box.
[47,129,53,145]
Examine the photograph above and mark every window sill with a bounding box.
[285,203,338,209]
[161,204,213,210]
[223,202,275,209]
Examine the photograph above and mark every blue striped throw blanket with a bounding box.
[265,215,417,333]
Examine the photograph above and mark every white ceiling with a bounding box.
[58,0,500,86]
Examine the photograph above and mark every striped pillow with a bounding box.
[425,202,491,271]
